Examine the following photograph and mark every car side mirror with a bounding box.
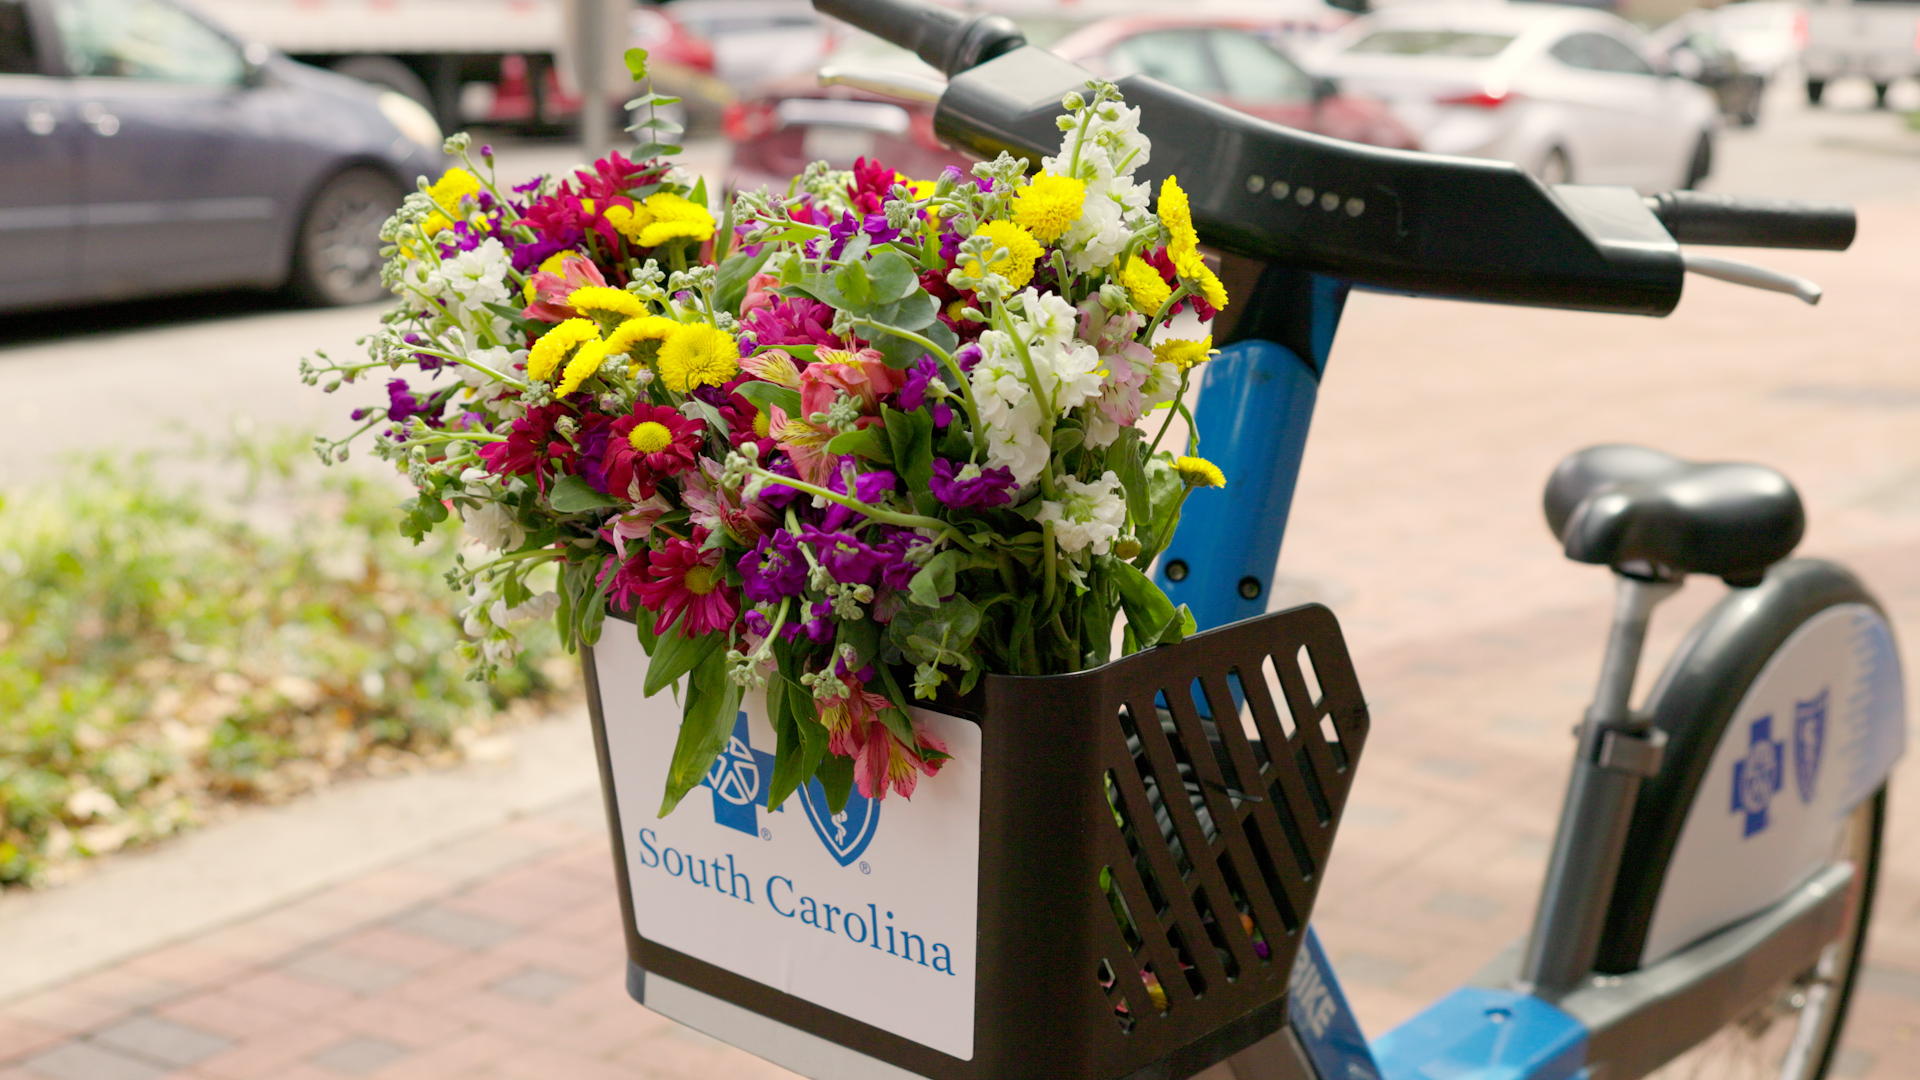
[241,41,270,87]
[1311,76,1338,103]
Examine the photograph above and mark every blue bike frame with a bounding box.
[1162,275,1591,1080]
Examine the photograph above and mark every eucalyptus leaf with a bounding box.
[867,249,919,302]
[548,474,620,514]
[825,426,891,463]
[623,47,648,81]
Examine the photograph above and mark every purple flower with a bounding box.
[759,456,804,509]
[744,609,772,637]
[897,356,953,427]
[801,525,883,586]
[823,467,896,531]
[785,600,836,644]
[929,458,1017,509]
[871,528,926,591]
[740,530,807,603]
[954,342,984,373]
[824,211,901,260]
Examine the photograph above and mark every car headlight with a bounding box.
[379,91,443,150]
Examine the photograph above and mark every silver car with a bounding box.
[1,0,446,314]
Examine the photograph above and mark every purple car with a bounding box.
[0,0,447,313]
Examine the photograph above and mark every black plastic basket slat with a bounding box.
[590,604,1369,1080]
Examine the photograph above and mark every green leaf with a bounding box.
[833,260,874,310]
[734,379,802,420]
[1107,556,1185,651]
[1137,455,1189,568]
[873,290,938,333]
[548,474,620,514]
[866,249,919,303]
[1050,426,1084,454]
[715,247,773,314]
[889,595,981,667]
[658,646,743,817]
[632,608,659,656]
[882,406,935,511]
[816,752,855,815]
[825,427,891,463]
[643,621,725,697]
[768,642,830,811]
[1113,427,1149,527]
[623,47,648,81]
[906,548,966,608]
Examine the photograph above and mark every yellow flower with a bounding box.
[421,212,452,239]
[1116,256,1171,315]
[1170,249,1229,311]
[657,323,740,392]
[1154,336,1215,372]
[428,167,481,214]
[909,179,937,200]
[1012,172,1086,244]
[567,286,644,320]
[617,192,716,248]
[556,339,614,397]
[605,315,681,361]
[1175,455,1226,489]
[963,220,1042,290]
[1158,176,1199,260]
[628,421,674,453]
[527,318,601,383]
[739,348,802,389]
[752,409,771,439]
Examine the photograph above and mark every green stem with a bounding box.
[1041,519,1058,612]
[1147,370,1192,458]
[1138,283,1192,344]
[749,467,977,551]
[850,316,984,453]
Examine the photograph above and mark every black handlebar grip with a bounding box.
[811,0,1024,76]
[1646,191,1856,251]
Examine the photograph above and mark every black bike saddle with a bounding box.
[1543,445,1804,587]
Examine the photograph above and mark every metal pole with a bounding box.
[577,0,610,158]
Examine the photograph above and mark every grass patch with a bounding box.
[0,436,569,887]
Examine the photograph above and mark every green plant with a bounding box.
[0,434,567,887]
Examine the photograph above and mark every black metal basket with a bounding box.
[584,603,1369,1080]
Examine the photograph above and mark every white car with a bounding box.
[1706,1,1807,81]
[1307,3,1720,190]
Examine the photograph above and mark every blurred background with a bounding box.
[4,0,1920,1078]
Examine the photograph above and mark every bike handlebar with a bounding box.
[1645,191,1856,251]
[811,0,1853,317]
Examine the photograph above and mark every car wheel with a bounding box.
[1683,131,1714,190]
[331,55,434,112]
[1806,78,1826,105]
[1873,81,1891,109]
[288,168,403,307]
[1535,147,1572,185]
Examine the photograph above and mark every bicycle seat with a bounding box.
[1543,445,1804,586]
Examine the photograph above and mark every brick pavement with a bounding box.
[5,200,1919,1079]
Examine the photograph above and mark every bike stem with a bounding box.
[1521,572,1681,999]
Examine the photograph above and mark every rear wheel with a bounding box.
[1806,79,1826,105]
[1872,82,1891,109]
[1645,792,1882,1080]
[288,167,403,307]
[1684,132,1714,190]
[1536,147,1572,185]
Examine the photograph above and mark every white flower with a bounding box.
[429,238,512,313]
[1061,186,1132,274]
[1045,101,1151,184]
[980,396,1052,488]
[1034,338,1105,413]
[490,589,560,628]
[1011,288,1080,349]
[463,500,524,552]
[1037,471,1128,555]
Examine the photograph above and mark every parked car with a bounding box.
[1706,1,1807,82]
[1649,12,1767,125]
[1306,3,1720,190]
[726,16,1417,194]
[1,0,445,314]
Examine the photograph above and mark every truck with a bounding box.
[183,0,723,135]
[1801,0,1920,107]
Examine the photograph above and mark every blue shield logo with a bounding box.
[1731,715,1785,838]
[800,777,880,867]
[701,712,778,836]
[1793,689,1827,804]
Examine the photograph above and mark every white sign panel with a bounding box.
[1643,602,1906,964]
[594,628,981,1060]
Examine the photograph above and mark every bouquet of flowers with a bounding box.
[302,59,1230,821]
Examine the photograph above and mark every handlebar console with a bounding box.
[814,0,1853,317]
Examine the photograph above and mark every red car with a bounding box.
[726,15,1417,192]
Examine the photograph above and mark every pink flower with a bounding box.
[632,536,737,637]
[856,715,948,800]
[799,349,906,422]
[601,493,673,559]
[740,272,781,317]
[522,253,608,322]
[681,459,776,545]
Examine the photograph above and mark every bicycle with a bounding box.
[586,3,1908,1077]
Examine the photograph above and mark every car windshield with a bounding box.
[1346,29,1516,58]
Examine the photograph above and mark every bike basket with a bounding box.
[584,604,1369,1080]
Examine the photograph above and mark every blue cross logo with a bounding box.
[702,712,779,836]
[1731,715,1785,838]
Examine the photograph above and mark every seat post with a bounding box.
[1520,572,1682,999]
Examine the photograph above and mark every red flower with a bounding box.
[591,404,704,500]
[847,156,898,216]
[1143,247,1218,321]
[632,536,737,637]
[478,404,567,479]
